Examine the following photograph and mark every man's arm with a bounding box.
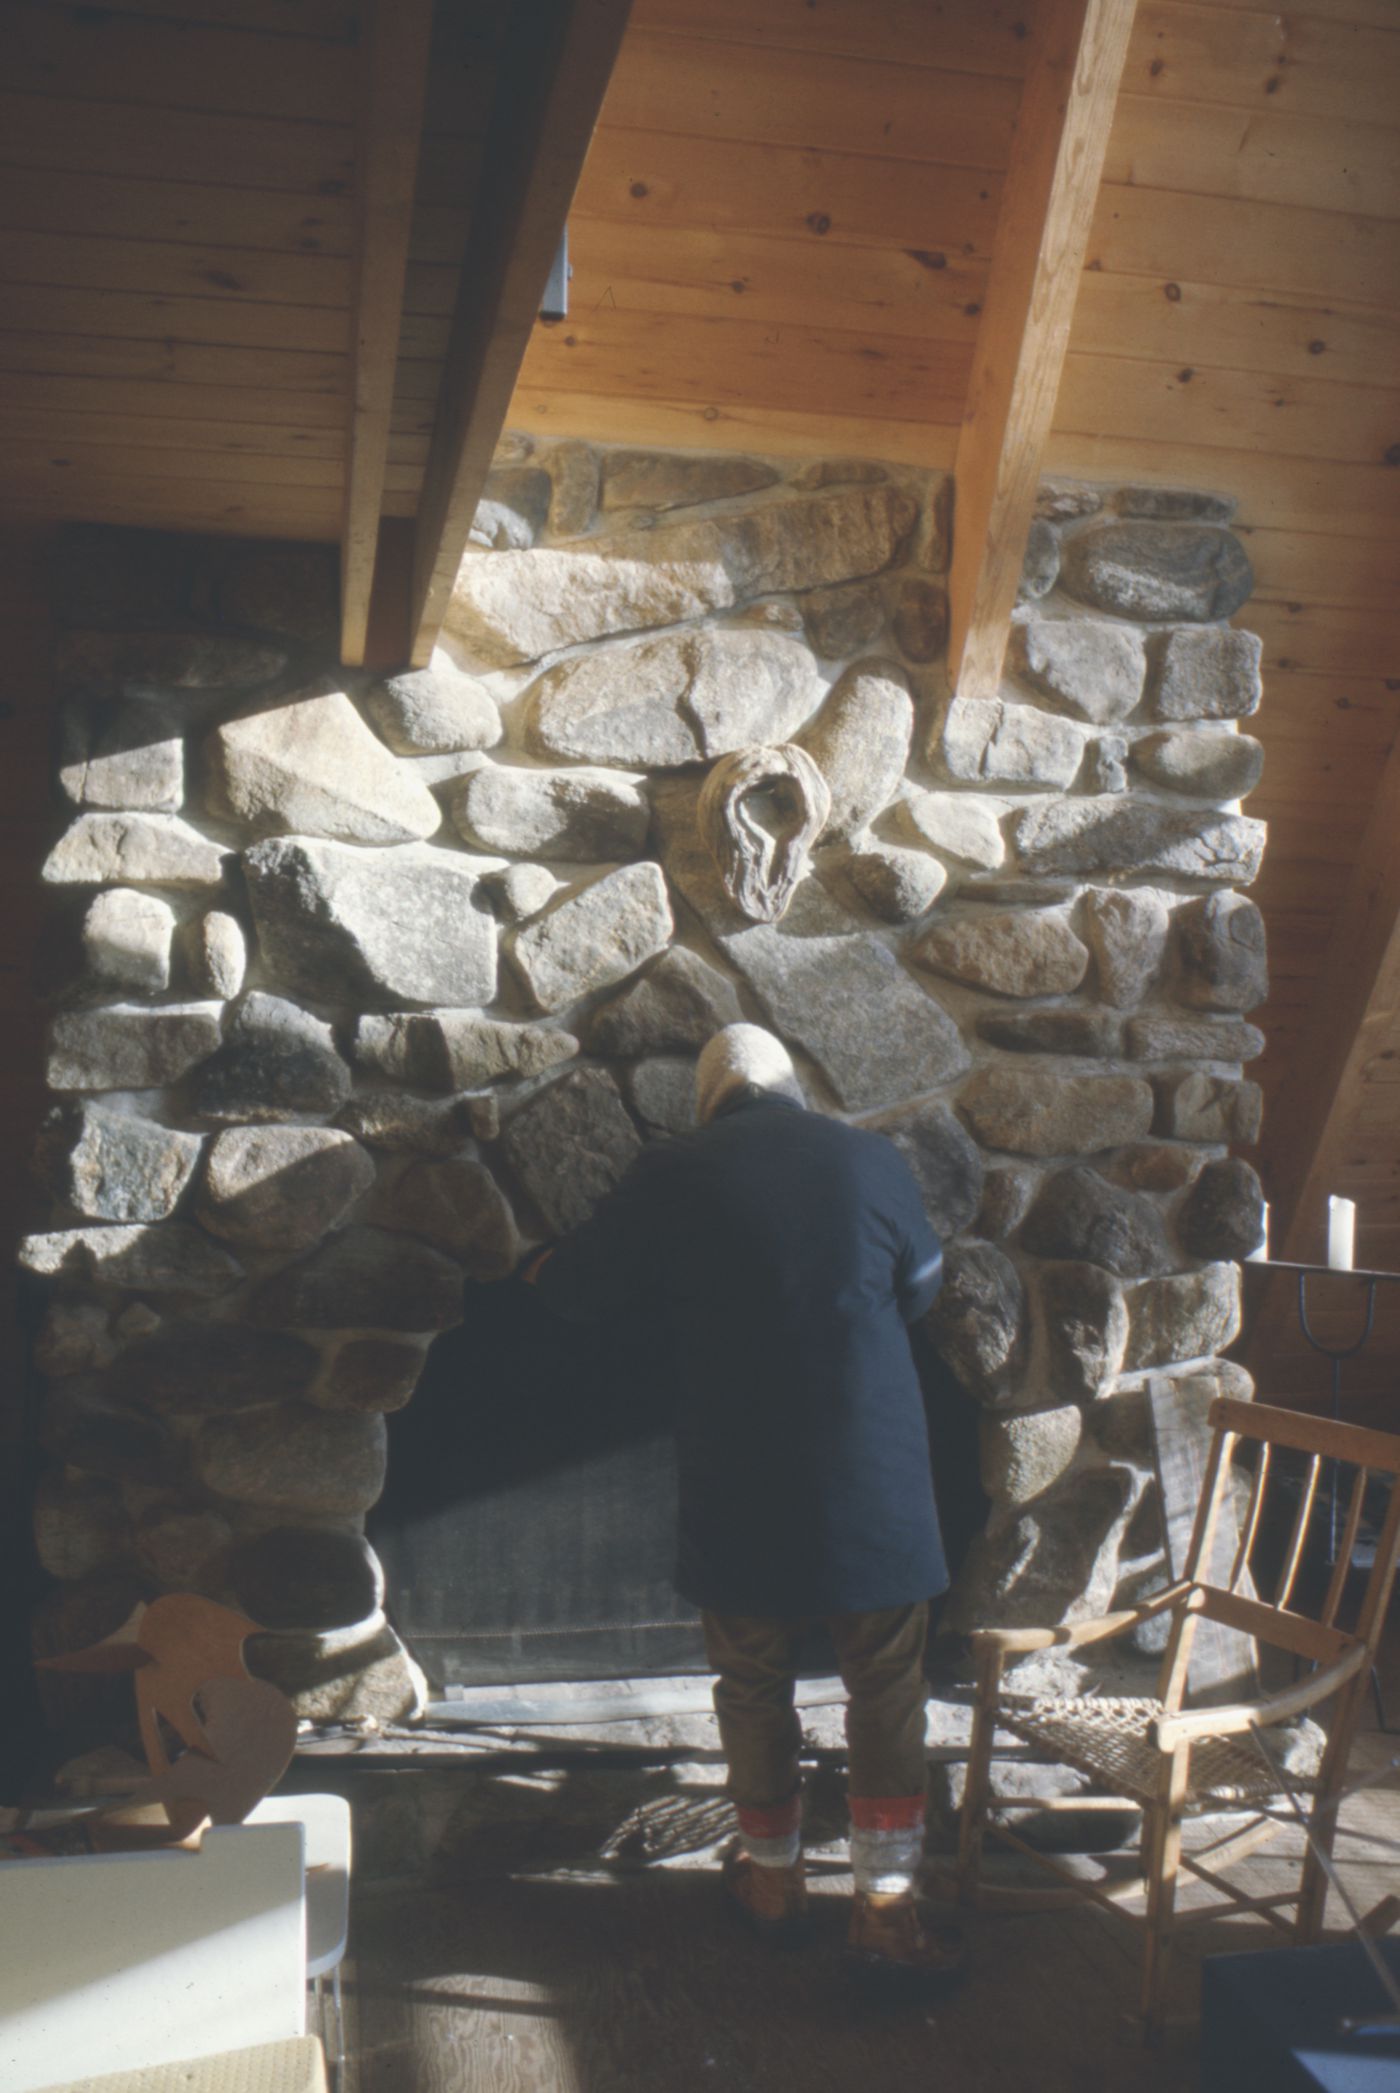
[887,1156,944,1323]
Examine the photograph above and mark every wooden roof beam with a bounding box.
[947,0,1137,699]
[339,0,434,667]
[405,0,633,669]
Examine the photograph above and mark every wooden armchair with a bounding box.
[954,1398,1400,2040]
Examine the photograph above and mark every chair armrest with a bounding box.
[969,1583,1195,1658]
[1152,1642,1369,1750]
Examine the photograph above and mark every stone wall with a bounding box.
[22,443,1267,1732]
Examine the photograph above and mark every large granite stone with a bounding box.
[1155,1071,1263,1144]
[363,659,502,755]
[510,863,673,1013]
[112,1321,318,1414]
[134,1507,234,1590]
[499,1068,643,1234]
[924,1242,1026,1407]
[976,1164,1040,1240]
[60,696,184,812]
[43,813,226,890]
[452,763,649,860]
[625,1056,697,1135]
[1116,487,1235,523]
[248,1227,465,1332]
[19,1223,242,1295]
[1015,798,1266,884]
[80,887,176,994]
[1013,618,1147,724]
[799,659,912,839]
[981,1405,1082,1506]
[1125,1263,1241,1369]
[1082,888,1170,1008]
[33,1473,132,1581]
[867,1100,984,1237]
[1175,892,1268,1011]
[334,1090,497,1154]
[228,1527,383,1633]
[485,863,565,923]
[190,993,351,1123]
[370,1156,519,1279]
[209,688,441,844]
[247,1617,424,1725]
[946,1471,1135,1631]
[599,450,779,512]
[40,1376,174,1484]
[1061,524,1254,622]
[1021,1165,1172,1278]
[1037,1261,1130,1403]
[844,844,947,924]
[35,1102,203,1223]
[976,1007,1122,1057]
[195,1405,387,1515]
[470,465,551,550]
[1125,1013,1264,1062]
[801,581,884,660]
[353,1010,577,1089]
[546,440,600,539]
[1153,627,1263,721]
[912,909,1089,998]
[718,882,970,1111]
[898,788,1006,870]
[1036,480,1103,522]
[889,577,947,662]
[182,910,247,999]
[585,946,742,1056]
[525,626,821,768]
[243,837,497,1010]
[937,695,1086,790]
[1133,729,1264,800]
[958,1070,1154,1155]
[318,1337,426,1413]
[197,1125,375,1250]
[1114,1143,1203,1193]
[48,1002,223,1092]
[1178,1157,1266,1261]
[444,486,916,666]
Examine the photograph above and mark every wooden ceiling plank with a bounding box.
[947,0,1138,699]
[407,0,634,669]
[339,0,433,666]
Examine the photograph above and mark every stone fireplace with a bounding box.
[21,439,1268,1737]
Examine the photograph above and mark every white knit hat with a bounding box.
[695,1023,804,1125]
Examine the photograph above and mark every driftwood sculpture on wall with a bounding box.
[697,743,831,924]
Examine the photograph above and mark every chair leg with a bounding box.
[1140,1756,1188,2045]
[1296,1794,1337,1946]
[956,1648,1003,1904]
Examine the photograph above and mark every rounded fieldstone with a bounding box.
[924,1241,1027,1407]
[370,1156,520,1280]
[976,1008,1122,1057]
[246,1617,423,1725]
[190,993,352,1125]
[1017,519,1060,601]
[112,1321,319,1414]
[363,659,502,755]
[1113,1144,1203,1194]
[1124,1263,1241,1370]
[869,1101,985,1238]
[958,1071,1155,1156]
[33,1472,132,1580]
[1036,1260,1130,1403]
[801,581,885,660]
[1132,729,1264,800]
[208,687,442,844]
[981,1405,1082,1505]
[1153,627,1263,722]
[1083,888,1170,1009]
[81,887,176,992]
[799,659,913,839]
[319,1337,426,1413]
[937,695,1087,791]
[1176,891,1268,1012]
[1177,1157,1266,1261]
[40,1377,175,1485]
[48,1002,224,1093]
[625,1056,697,1136]
[226,1527,384,1631]
[35,1103,204,1225]
[498,1069,643,1235]
[1021,1166,1172,1278]
[890,577,947,661]
[1013,618,1147,725]
[585,946,743,1056]
[194,1404,387,1514]
[184,911,247,999]
[197,1125,376,1251]
[913,911,1088,998]
[845,843,947,924]
[134,1506,234,1589]
[976,1165,1039,1241]
[452,763,650,861]
[1060,523,1254,623]
[247,1227,466,1333]
[35,1299,116,1378]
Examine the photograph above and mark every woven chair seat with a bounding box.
[996,1694,1317,1808]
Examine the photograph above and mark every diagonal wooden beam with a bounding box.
[406,0,633,669]
[1265,729,1400,1267]
[339,0,434,667]
[947,0,1137,699]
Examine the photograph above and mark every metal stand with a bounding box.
[1250,1261,1400,1734]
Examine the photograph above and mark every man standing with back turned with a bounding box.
[527,1022,963,1985]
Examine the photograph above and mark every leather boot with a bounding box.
[722,1842,811,1944]
[847,1891,966,1991]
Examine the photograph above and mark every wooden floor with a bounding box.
[336,1672,1400,2093]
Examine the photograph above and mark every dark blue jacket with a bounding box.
[534,1096,947,1617]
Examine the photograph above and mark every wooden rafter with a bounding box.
[947,0,1137,698]
[339,0,433,667]
[406,0,633,668]
[1263,729,1400,1267]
